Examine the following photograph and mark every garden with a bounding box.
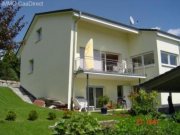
[0,87,180,135]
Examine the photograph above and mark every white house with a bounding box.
[18,9,180,109]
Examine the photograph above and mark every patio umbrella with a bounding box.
[84,38,94,70]
[84,38,94,111]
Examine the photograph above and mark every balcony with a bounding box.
[74,57,146,77]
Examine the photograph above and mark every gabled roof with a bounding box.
[17,8,180,56]
[139,66,180,92]
[140,28,180,40]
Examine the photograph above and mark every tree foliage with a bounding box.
[0,51,20,81]
[0,0,25,56]
[0,0,25,81]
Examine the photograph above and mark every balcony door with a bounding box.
[87,87,103,108]
[101,53,119,71]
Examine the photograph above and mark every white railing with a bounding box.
[75,57,145,76]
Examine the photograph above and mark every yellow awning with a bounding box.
[84,38,94,70]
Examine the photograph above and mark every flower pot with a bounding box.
[101,107,107,114]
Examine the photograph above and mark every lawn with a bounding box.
[0,87,64,135]
[0,87,180,135]
[0,87,123,135]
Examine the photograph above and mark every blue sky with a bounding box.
[12,0,180,41]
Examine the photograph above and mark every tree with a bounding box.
[0,0,25,57]
[0,0,25,80]
[0,51,20,81]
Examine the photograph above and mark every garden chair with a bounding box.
[73,97,88,112]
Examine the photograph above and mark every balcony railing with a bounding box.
[75,57,145,76]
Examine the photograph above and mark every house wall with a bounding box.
[76,21,129,60]
[156,36,180,74]
[20,12,74,104]
[74,78,133,108]
[156,36,180,105]
[128,31,159,81]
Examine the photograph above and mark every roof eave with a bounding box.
[73,12,139,34]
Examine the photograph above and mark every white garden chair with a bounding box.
[73,97,88,112]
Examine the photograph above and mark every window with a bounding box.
[36,28,42,42]
[132,52,154,67]
[161,52,168,64]
[161,51,177,66]
[170,55,177,65]
[102,53,119,71]
[117,85,123,98]
[132,56,142,67]
[144,53,154,65]
[29,59,34,73]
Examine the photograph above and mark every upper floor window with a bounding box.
[36,28,42,42]
[132,52,154,67]
[29,59,34,74]
[161,51,177,66]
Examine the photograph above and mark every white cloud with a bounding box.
[167,28,180,36]
[151,26,161,30]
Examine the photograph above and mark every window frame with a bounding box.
[29,59,34,74]
[161,51,177,67]
[36,27,42,42]
[131,51,155,68]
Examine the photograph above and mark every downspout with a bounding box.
[70,11,81,110]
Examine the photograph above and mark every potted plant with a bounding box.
[98,95,109,114]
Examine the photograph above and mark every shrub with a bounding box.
[98,95,109,107]
[114,116,180,135]
[128,90,158,115]
[28,110,38,121]
[48,112,56,120]
[62,110,72,119]
[174,111,180,123]
[52,113,103,135]
[5,111,16,121]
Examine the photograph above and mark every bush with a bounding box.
[62,110,72,119]
[28,110,38,121]
[98,95,109,107]
[48,112,56,120]
[113,116,180,135]
[52,113,103,135]
[174,111,180,123]
[128,90,158,115]
[5,111,16,121]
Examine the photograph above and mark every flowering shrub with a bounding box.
[114,116,179,135]
[128,90,159,115]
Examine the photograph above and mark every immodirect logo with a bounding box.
[1,0,44,7]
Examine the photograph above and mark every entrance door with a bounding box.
[87,87,103,108]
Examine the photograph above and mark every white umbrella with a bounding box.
[84,38,94,70]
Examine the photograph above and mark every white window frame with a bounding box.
[36,27,42,42]
[131,51,155,68]
[161,51,177,67]
[29,59,34,74]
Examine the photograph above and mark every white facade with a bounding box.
[19,9,180,109]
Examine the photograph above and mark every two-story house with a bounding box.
[18,9,180,109]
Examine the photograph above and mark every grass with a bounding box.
[0,87,63,135]
[0,86,179,135]
[0,86,123,135]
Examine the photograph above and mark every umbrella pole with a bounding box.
[86,74,89,111]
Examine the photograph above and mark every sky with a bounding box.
[3,0,180,41]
